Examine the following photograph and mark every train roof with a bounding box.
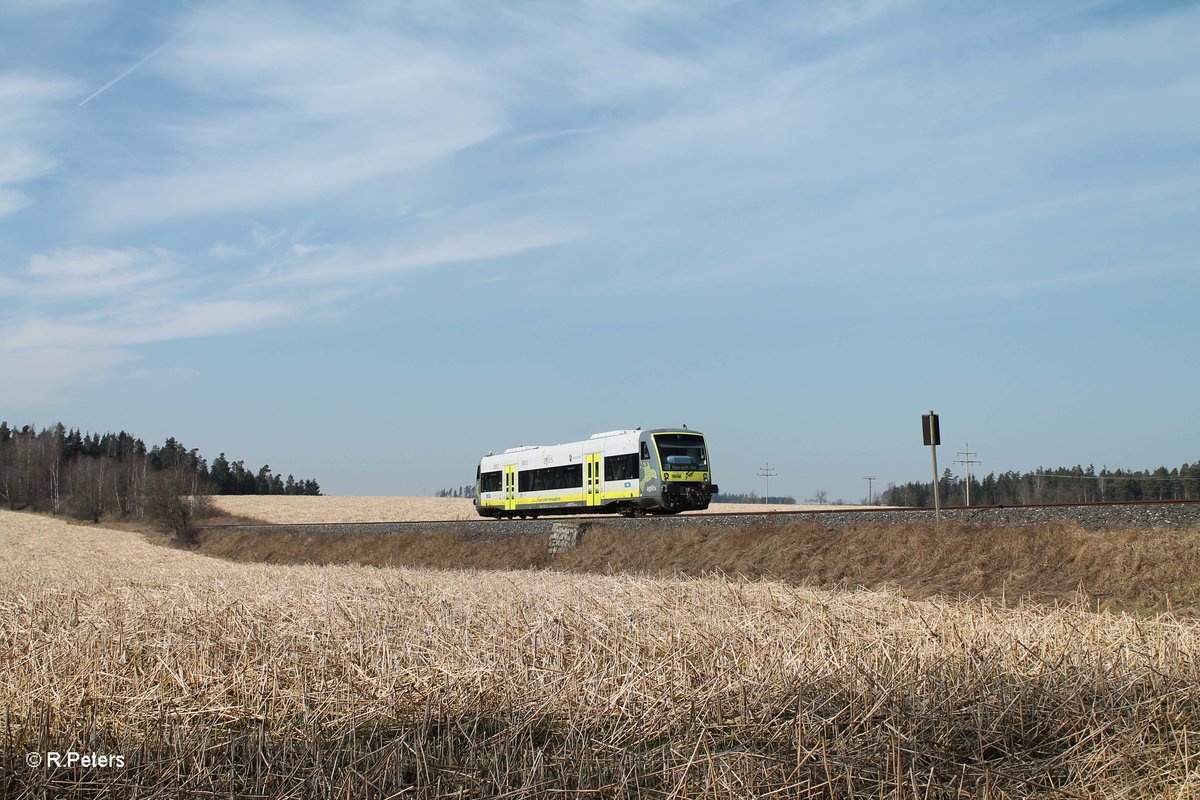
[480,428,707,460]
[589,429,639,439]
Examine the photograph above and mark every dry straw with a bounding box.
[2,510,1198,798]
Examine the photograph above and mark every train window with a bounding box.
[562,464,583,489]
[519,464,583,492]
[640,441,650,460]
[654,433,708,470]
[479,471,502,492]
[604,453,638,481]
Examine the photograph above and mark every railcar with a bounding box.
[474,428,718,518]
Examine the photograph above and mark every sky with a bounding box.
[1,0,1197,503]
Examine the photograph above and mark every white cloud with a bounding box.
[25,247,173,295]
[4,0,1198,409]
[971,262,1193,299]
[79,3,503,230]
[0,290,298,403]
[2,290,295,351]
[119,298,295,344]
[0,142,56,186]
[0,73,73,218]
[1,240,300,402]
[270,221,584,286]
[802,0,914,35]
[0,346,133,406]
[514,1,1200,294]
[0,186,32,217]
[86,134,492,230]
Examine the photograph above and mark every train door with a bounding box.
[585,452,603,507]
[503,465,517,512]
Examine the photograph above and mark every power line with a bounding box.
[756,463,777,504]
[954,444,980,506]
[863,475,876,505]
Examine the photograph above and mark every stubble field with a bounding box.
[2,508,1199,798]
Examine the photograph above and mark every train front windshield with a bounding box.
[654,433,708,471]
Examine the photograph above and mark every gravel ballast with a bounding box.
[201,501,1200,540]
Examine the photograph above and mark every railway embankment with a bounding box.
[196,500,1200,541]
[190,502,1200,615]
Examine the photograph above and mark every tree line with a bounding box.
[881,462,1200,507]
[713,492,797,504]
[0,421,321,523]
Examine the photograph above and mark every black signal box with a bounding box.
[922,413,941,447]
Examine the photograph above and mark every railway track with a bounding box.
[198,499,1200,538]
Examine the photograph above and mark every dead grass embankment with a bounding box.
[556,519,1200,614]
[193,519,1200,615]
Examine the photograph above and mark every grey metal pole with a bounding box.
[930,411,941,524]
[757,464,777,505]
[964,447,971,507]
[955,444,979,507]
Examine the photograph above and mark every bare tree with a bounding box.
[65,457,109,522]
[145,468,212,541]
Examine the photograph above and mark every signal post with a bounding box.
[922,411,941,523]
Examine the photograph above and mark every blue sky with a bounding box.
[1,0,1197,502]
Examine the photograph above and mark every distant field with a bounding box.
[3,509,1199,798]
[209,495,860,524]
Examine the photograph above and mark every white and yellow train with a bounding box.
[474,428,717,518]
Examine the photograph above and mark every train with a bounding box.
[474,428,718,518]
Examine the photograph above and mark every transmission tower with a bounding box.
[954,444,980,506]
[757,463,778,504]
[863,475,876,505]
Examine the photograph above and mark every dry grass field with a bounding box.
[194,510,1200,617]
[209,495,859,524]
[3,509,1200,798]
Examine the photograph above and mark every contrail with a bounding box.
[79,26,190,107]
